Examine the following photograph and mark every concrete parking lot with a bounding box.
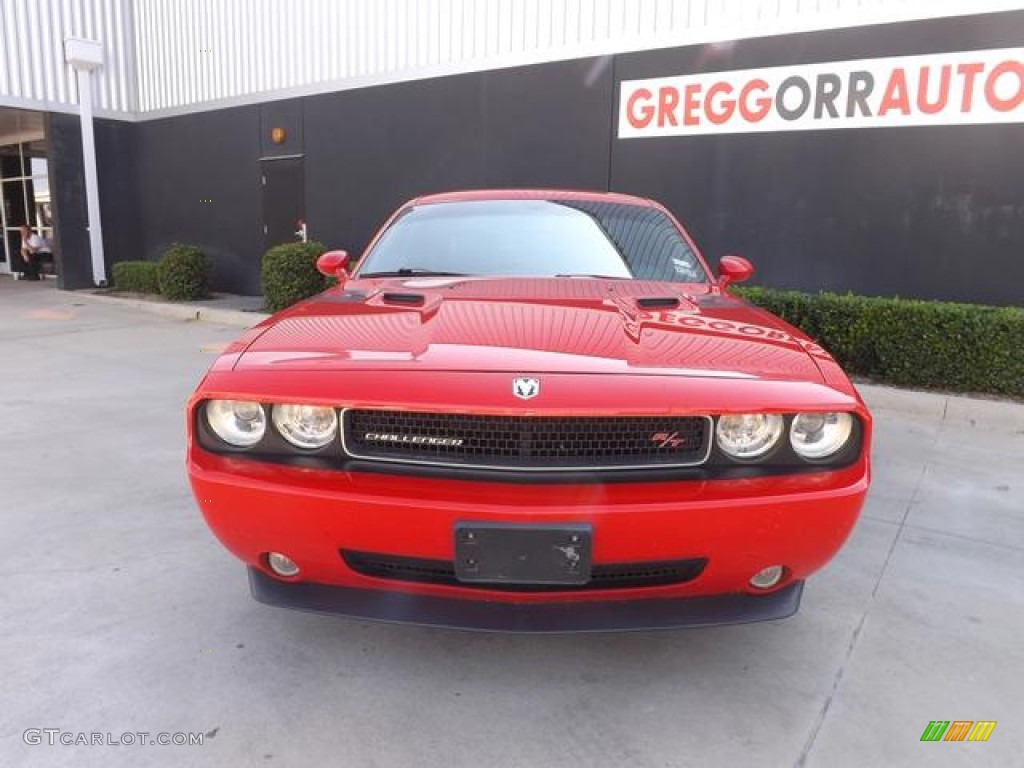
[1,277,1021,768]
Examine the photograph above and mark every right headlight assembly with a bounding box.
[205,399,267,447]
[789,412,854,460]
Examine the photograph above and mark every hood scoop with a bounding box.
[636,296,681,309]
[381,292,426,306]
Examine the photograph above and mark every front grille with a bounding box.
[342,410,711,470]
[342,550,707,592]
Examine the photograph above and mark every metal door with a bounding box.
[261,157,305,251]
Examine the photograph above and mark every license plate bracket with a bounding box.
[454,523,592,585]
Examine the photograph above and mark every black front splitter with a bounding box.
[248,568,804,633]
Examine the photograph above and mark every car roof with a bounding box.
[409,189,658,208]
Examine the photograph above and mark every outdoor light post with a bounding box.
[63,37,107,287]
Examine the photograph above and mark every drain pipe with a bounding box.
[64,37,107,287]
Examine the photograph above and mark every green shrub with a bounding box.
[261,241,329,313]
[112,261,160,294]
[157,243,209,301]
[735,287,1024,398]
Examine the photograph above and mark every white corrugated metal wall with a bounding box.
[0,0,136,114]
[128,0,1024,116]
[2,0,1023,119]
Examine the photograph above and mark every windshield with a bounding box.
[356,199,709,283]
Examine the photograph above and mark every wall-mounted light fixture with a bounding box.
[271,128,286,144]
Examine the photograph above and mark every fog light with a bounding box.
[750,565,785,589]
[267,552,300,577]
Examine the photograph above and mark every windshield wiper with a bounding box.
[360,268,471,278]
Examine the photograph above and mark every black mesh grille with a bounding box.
[342,550,707,592]
[343,410,710,469]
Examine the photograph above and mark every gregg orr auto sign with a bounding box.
[618,48,1024,138]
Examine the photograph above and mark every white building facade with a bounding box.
[2,0,1022,118]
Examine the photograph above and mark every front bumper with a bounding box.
[190,445,867,619]
[249,567,805,632]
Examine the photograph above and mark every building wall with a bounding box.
[125,57,613,295]
[128,0,1024,118]
[45,112,91,288]
[134,106,265,293]
[103,9,1023,305]
[610,11,1024,306]
[303,56,614,269]
[0,0,136,114]
[6,0,1023,119]
[94,117,139,270]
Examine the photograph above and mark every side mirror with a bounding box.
[316,250,349,278]
[718,255,754,288]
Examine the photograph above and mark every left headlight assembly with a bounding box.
[205,400,267,447]
[272,404,338,449]
[715,413,785,460]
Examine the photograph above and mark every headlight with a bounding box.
[206,400,266,447]
[790,412,854,460]
[272,404,338,449]
[715,413,784,459]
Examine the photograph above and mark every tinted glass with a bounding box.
[357,199,708,283]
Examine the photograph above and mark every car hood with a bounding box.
[234,277,824,382]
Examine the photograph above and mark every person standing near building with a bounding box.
[18,225,45,281]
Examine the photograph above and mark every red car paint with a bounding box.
[186,190,871,630]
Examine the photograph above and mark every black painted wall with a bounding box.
[82,9,1022,304]
[304,57,614,266]
[611,11,1024,306]
[45,112,91,290]
[114,57,611,295]
[96,118,141,274]
[45,116,141,289]
[132,106,265,294]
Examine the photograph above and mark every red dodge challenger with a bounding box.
[187,189,871,632]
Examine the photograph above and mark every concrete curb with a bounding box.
[74,290,270,328]
[857,382,1024,433]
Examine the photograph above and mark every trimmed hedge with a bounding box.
[261,241,328,313]
[112,261,160,294]
[735,287,1024,398]
[157,243,209,301]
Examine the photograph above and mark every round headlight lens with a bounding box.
[716,413,784,459]
[272,404,338,449]
[206,400,266,447]
[790,412,854,460]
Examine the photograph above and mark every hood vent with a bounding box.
[382,292,426,305]
[637,296,680,309]
[323,290,369,303]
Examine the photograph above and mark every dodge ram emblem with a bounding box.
[513,377,540,400]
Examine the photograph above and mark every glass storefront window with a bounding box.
[1,140,52,273]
